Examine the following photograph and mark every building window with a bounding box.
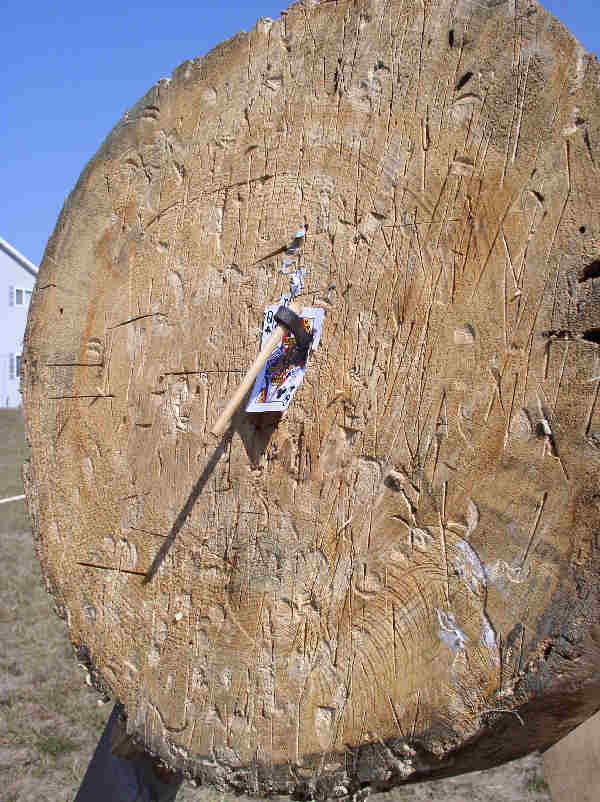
[16,355,21,380]
[8,355,14,381]
[14,288,32,306]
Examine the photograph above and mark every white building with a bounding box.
[1,237,37,407]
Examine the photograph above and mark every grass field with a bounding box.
[0,409,552,801]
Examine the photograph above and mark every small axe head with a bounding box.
[274,305,313,359]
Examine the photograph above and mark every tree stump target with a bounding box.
[22,0,600,794]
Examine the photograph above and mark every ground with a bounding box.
[0,409,552,801]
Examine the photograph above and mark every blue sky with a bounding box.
[2,1,598,268]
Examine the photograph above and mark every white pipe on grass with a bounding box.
[0,494,25,505]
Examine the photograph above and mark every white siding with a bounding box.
[0,238,37,407]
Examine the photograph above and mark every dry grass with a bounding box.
[0,409,551,801]
[0,410,111,801]
[0,409,30,536]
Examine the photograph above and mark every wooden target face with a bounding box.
[23,0,600,790]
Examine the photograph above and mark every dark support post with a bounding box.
[75,703,184,802]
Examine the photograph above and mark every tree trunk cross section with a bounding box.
[22,0,600,795]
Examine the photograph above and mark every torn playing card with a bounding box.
[246,305,324,413]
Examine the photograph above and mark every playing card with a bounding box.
[246,305,324,413]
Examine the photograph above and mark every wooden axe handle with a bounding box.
[210,301,301,438]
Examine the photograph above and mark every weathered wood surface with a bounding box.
[22,0,600,795]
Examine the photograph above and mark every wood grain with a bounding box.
[22,0,600,795]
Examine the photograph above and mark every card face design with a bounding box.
[246,306,324,413]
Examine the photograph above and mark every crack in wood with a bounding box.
[50,394,115,400]
[76,562,146,577]
[109,313,166,329]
